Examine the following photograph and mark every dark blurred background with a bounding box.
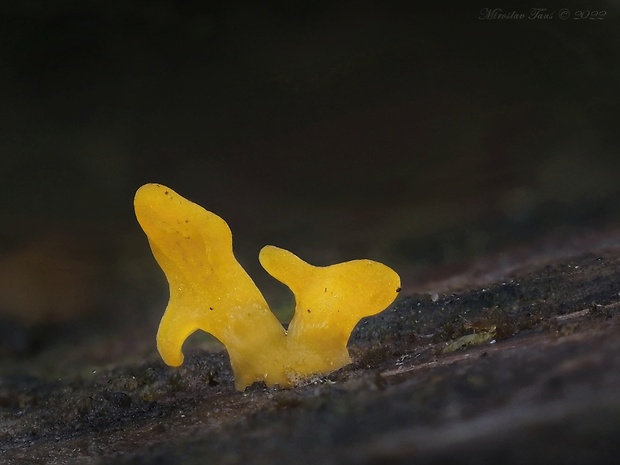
[1,1,619,364]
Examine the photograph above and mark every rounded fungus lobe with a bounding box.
[134,184,287,390]
[259,246,401,377]
[134,183,400,390]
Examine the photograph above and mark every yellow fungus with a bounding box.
[134,183,400,390]
[259,245,401,381]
